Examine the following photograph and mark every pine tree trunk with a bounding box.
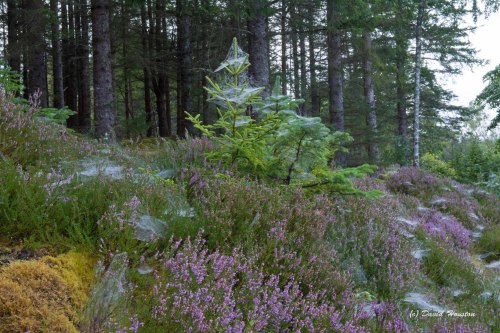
[290,5,300,99]
[50,0,65,109]
[396,55,407,139]
[247,0,269,96]
[363,30,379,163]
[6,0,21,76]
[141,3,153,137]
[413,0,426,168]
[63,0,79,127]
[280,0,287,95]
[78,0,91,132]
[200,0,211,125]
[228,0,241,40]
[91,0,115,138]
[299,26,307,115]
[177,0,193,137]
[149,0,171,138]
[327,0,344,132]
[121,0,133,138]
[308,7,320,117]
[25,0,48,107]
[161,10,172,136]
[395,0,408,163]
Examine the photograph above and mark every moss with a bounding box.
[0,251,94,333]
[42,251,96,308]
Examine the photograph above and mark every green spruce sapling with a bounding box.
[188,38,379,195]
[186,38,281,173]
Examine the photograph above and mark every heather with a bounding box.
[1,93,499,331]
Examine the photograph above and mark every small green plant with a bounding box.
[186,38,281,173]
[421,152,457,178]
[188,38,377,193]
[37,106,76,125]
[261,77,353,185]
[0,61,23,96]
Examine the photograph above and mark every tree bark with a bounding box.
[24,0,48,107]
[299,24,307,115]
[140,2,153,136]
[308,6,320,117]
[395,0,409,164]
[201,0,211,125]
[151,0,170,137]
[91,0,115,138]
[77,0,91,132]
[327,0,344,132]
[62,0,79,127]
[50,0,65,109]
[413,0,426,167]
[6,0,21,75]
[121,0,133,138]
[177,0,193,137]
[290,4,300,99]
[363,30,379,163]
[247,0,270,96]
[280,0,287,95]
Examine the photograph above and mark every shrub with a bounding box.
[421,152,457,178]
[330,196,419,300]
[472,190,500,224]
[146,236,367,332]
[0,91,97,169]
[423,241,481,295]
[186,39,375,194]
[418,209,471,251]
[475,225,500,261]
[386,167,444,201]
[435,191,482,229]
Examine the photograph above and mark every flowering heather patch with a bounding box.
[386,167,444,199]
[472,190,500,225]
[352,175,387,192]
[329,196,419,300]
[0,91,97,169]
[186,166,334,251]
[419,209,471,251]
[435,191,482,229]
[149,236,368,332]
[369,301,408,332]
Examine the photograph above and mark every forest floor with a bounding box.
[0,93,499,332]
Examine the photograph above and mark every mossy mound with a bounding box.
[0,251,95,333]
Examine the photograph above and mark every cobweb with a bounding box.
[209,38,263,109]
[214,37,250,86]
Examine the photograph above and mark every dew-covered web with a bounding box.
[215,38,250,86]
[209,38,262,109]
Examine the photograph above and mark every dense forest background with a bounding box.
[0,0,499,168]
